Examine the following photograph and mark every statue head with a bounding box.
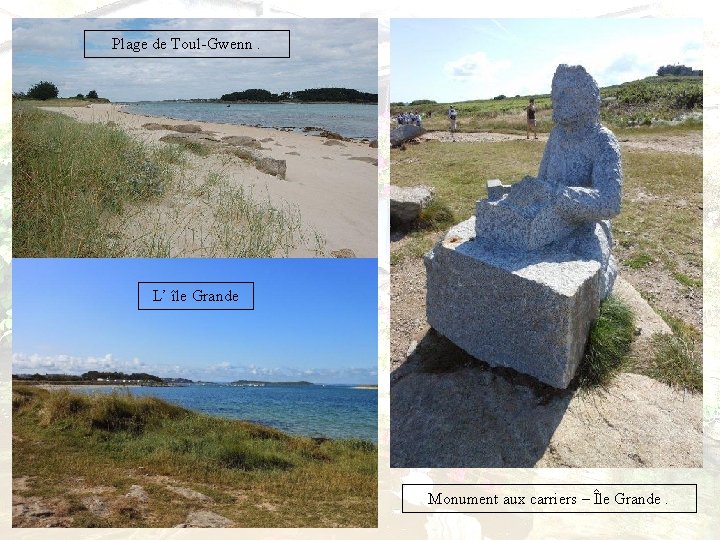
[551,64,600,126]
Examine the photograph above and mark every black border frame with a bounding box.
[137,281,255,311]
[84,29,291,58]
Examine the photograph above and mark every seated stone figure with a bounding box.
[424,64,623,388]
[474,64,622,298]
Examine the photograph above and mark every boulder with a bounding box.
[390,184,434,227]
[172,124,202,133]
[177,510,234,528]
[331,248,356,258]
[254,156,287,179]
[391,124,424,147]
[221,135,262,148]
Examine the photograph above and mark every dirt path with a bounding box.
[421,130,702,155]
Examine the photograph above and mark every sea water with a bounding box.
[75,384,377,443]
[121,101,377,140]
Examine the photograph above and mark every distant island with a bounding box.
[219,87,378,104]
[230,379,314,387]
[13,370,169,386]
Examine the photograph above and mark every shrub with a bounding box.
[87,90,99,99]
[27,80,59,100]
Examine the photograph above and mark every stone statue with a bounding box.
[424,64,624,388]
[474,64,622,299]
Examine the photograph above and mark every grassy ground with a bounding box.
[12,103,314,257]
[13,385,376,527]
[392,75,702,135]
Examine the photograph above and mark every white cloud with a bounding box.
[444,51,511,80]
[12,18,378,101]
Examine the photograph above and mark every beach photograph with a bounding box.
[12,258,378,527]
[12,18,378,258]
[388,19,702,468]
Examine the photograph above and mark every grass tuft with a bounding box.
[576,296,635,389]
[418,199,456,230]
[623,252,653,269]
[648,334,702,392]
[12,104,180,257]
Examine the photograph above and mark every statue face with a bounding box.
[551,80,584,124]
[551,68,600,126]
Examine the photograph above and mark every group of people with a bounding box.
[396,99,538,139]
[396,111,423,127]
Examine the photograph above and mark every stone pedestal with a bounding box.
[424,217,616,389]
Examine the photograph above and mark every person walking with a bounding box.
[526,98,538,139]
[448,106,457,140]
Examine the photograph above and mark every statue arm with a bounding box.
[557,132,622,222]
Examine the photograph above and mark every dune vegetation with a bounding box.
[13,385,377,527]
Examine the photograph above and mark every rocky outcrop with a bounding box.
[390,330,702,468]
[221,135,262,149]
[158,133,287,180]
[175,510,234,528]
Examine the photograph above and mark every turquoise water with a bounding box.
[75,384,377,443]
[122,101,377,139]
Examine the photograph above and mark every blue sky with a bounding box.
[13,259,377,384]
[12,18,378,101]
[391,19,703,103]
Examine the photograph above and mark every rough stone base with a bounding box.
[424,217,615,388]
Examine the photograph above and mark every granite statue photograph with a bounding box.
[389,19,702,468]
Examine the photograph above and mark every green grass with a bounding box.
[392,75,702,134]
[12,104,181,257]
[613,149,701,288]
[631,309,702,393]
[623,252,654,269]
[671,271,702,288]
[575,296,635,389]
[16,97,105,107]
[13,385,377,527]
[647,334,702,392]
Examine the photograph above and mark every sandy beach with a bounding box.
[41,103,378,258]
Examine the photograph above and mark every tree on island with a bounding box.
[219,87,378,103]
[220,88,280,102]
[86,90,99,99]
[291,88,378,103]
[656,64,702,77]
[27,81,59,100]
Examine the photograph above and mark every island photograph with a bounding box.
[12,18,378,258]
[12,258,378,527]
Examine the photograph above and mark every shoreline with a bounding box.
[16,381,377,443]
[39,103,378,257]
[118,103,377,141]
